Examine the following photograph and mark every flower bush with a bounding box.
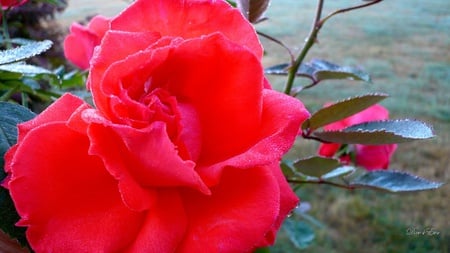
[0,0,444,252]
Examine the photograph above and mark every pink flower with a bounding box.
[5,0,310,252]
[1,0,27,9]
[318,104,397,170]
[63,15,110,70]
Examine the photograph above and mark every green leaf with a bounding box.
[264,63,290,75]
[293,156,341,178]
[226,0,237,7]
[0,63,52,75]
[0,103,34,249]
[312,59,371,82]
[283,219,315,250]
[0,38,34,46]
[281,160,307,181]
[265,63,317,79]
[350,170,443,192]
[0,40,53,65]
[60,70,87,88]
[312,119,435,144]
[281,161,296,178]
[321,166,356,179]
[254,247,270,253]
[236,0,270,23]
[265,59,371,83]
[0,102,35,170]
[302,93,388,131]
[0,71,22,81]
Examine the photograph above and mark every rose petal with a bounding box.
[179,165,280,252]
[124,190,187,252]
[197,89,310,186]
[87,117,210,211]
[3,94,84,176]
[1,0,27,9]
[260,163,299,246]
[6,123,144,252]
[150,34,264,164]
[91,34,177,125]
[64,23,101,69]
[318,143,341,157]
[87,15,110,38]
[15,93,85,143]
[63,15,110,70]
[91,33,265,164]
[355,144,398,170]
[323,103,389,131]
[111,0,263,58]
[88,31,162,111]
[345,104,389,126]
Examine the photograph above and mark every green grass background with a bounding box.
[256,0,449,252]
[59,0,449,252]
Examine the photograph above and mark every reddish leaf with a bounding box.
[236,0,270,23]
[0,230,29,253]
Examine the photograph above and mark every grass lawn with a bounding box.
[256,0,450,252]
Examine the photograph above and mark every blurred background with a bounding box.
[53,0,449,252]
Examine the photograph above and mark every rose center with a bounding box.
[138,88,181,139]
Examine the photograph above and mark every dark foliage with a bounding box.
[5,0,68,67]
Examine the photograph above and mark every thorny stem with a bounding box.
[291,80,320,96]
[301,127,332,143]
[288,178,356,190]
[283,0,324,95]
[302,134,331,143]
[257,31,295,63]
[319,0,384,27]
[283,0,384,96]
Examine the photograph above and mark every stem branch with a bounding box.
[257,31,295,63]
[0,83,18,101]
[284,0,324,95]
[319,0,384,26]
[288,178,355,190]
[1,7,12,49]
[283,0,383,96]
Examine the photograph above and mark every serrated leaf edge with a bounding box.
[350,170,444,192]
[0,40,53,65]
[317,119,434,136]
[302,93,389,130]
[344,119,435,136]
[329,92,389,106]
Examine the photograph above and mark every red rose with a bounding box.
[1,0,27,9]
[63,15,110,70]
[318,104,397,170]
[5,0,310,252]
